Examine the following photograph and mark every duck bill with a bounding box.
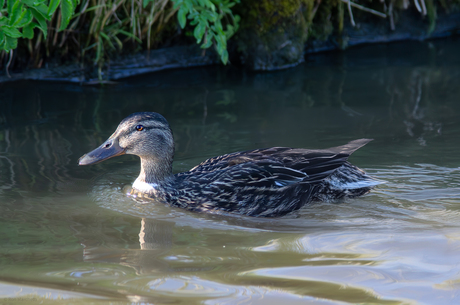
[79,140,125,166]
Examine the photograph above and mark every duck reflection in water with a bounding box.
[82,218,190,273]
[79,112,382,217]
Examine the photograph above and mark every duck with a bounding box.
[79,112,381,217]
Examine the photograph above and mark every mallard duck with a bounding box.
[79,112,380,217]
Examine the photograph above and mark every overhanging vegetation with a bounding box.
[1,0,459,78]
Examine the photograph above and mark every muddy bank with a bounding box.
[1,10,459,84]
[0,45,219,84]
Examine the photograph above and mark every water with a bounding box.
[1,38,460,304]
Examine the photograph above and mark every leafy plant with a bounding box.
[1,0,239,74]
[0,0,78,52]
[170,0,240,64]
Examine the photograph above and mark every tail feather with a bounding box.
[337,177,385,190]
[331,138,373,156]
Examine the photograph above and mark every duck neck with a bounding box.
[136,156,174,187]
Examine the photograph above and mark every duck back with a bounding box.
[158,139,379,217]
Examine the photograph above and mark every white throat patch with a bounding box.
[132,179,158,194]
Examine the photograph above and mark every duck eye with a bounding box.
[135,125,144,131]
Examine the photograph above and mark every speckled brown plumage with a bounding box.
[79,112,381,217]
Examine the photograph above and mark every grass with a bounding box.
[12,0,177,70]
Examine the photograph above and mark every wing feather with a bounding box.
[183,139,372,186]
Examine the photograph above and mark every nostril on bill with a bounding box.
[104,142,112,148]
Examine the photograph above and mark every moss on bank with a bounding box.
[234,0,460,69]
[233,0,314,69]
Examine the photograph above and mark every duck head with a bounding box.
[79,112,175,184]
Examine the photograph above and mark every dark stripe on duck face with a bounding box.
[139,125,171,132]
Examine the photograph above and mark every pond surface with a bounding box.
[1,38,460,304]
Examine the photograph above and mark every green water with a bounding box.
[1,38,460,304]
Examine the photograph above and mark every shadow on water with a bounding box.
[0,38,460,304]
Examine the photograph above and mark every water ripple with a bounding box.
[90,163,460,233]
